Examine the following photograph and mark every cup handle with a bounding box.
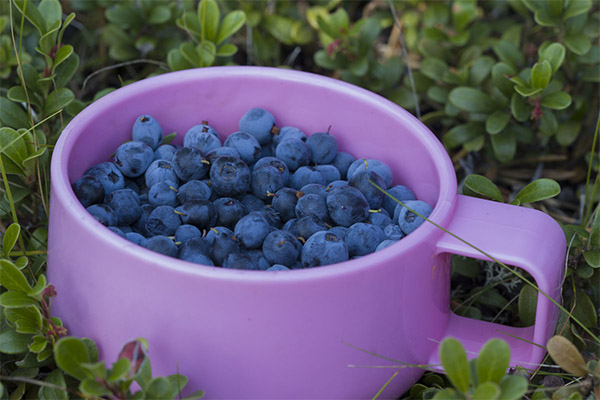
[429,194,566,370]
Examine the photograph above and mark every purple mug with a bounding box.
[48,67,566,399]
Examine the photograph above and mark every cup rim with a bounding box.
[50,66,457,282]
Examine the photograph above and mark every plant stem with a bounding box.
[582,113,600,227]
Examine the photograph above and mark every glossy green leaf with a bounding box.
[493,40,524,68]
[572,290,597,328]
[486,111,510,135]
[166,374,188,397]
[556,121,581,146]
[0,291,38,308]
[518,285,538,326]
[439,338,470,392]
[180,42,201,66]
[433,388,463,400]
[81,337,99,363]
[491,130,516,163]
[39,369,68,400]
[54,337,93,380]
[546,335,589,376]
[4,306,43,334]
[216,43,237,57]
[498,375,528,400]
[540,110,558,135]
[52,45,73,71]
[43,88,74,118]
[564,33,592,55]
[0,329,32,354]
[0,98,30,129]
[531,60,552,89]
[427,86,449,103]
[583,250,600,268]
[264,15,294,45]
[55,53,80,89]
[420,58,447,81]
[80,378,111,397]
[198,0,219,41]
[37,345,54,362]
[563,0,592,19]
[108,358,131,382]
[0,259,31,292]
[105,4,141,29]
[492,63,518,97]
[473,381,500,400]
[443,122,483,149]
[290,21,313,45]
[349,57,369,76]
[470,56,495,85]
[514,178,560,204]
[477,339,510,384]
[463,174,503,202]
[39,0,62,29]
[539,43,566,73]
[514,85,542,97]
[148,5,171,24]
[448,87,496,113]
[198,41,216,67]
[541,91,572,110]
[167,49,192,71]
[215,10,246,45]
[146,377,173,399]
[510,93,530,122]
[534,9,560,26]
[13,0,47,34]
[3,222,20,257]
[28,335,48,353]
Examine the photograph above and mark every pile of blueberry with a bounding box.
[73,108,433,271]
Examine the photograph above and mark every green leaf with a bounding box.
[572,291,597,328]
[39,369,68,400]
[541,91,571,110]
[563,0,592,19]
[166,374,188,398]
[7,86,29,104]
[448,87,496,113]
[491,130,516,163]
[470,56,495,86]
[55,53,80,89]
[439,338,470,392]
[492,62,518,97]
[0,291,38,308]
[510,93,530,122]
[264,15,294,45]
[145,377,172,399]
[514,85,542,97]
[486,111,510,135]
[534,9,560,26]
[556,121,581,146]
[108,358,131,381]
[216,10,245,45]
[329,8,350,32]
[198,0,219,41]
[539,43,566,73]
[80,378,111,397]
[433,388,463,400]
[518,285,538,326]
[349,57,369,76]
[81,337,99,363]
[493,40,524,68]
[498,375,528,400]
[0,259,32,292]
[564,33,592,55]
[148,5,171,24]
[420,58,447,81]
[290,21,313,45]
[443,122,484,149]
[546,335,589,376]
[0,329,32,354]
[54,337,93,380]
[105,4,141,29]
[3,222,21,257]
[43,88,74,118]
[13,0,47,34]
[52,45,73,71]
[531,60,552,89]
[0,98,30,129]
[216,43,237,57]
[28,335,48,353]
[427,86,449,103]
[167,49,192,71]
[583,250,600,268]
[198,41,216,67]
[476,339,510,384]
[473,381,500,400]
[463,174,503,202]
[514,178,560,204]
[38,0,62,29]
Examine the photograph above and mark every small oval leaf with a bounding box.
[463,174,504,202]
[439,338,470,392]
[546,335,589,377]
[514,178,561,204]
[0,259,32,292]
[448,87,496,113]
[518,285,538,326]
[476,339,511,384]
[3,223,21,257]
[54,337,93,380]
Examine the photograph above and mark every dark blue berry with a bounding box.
[210,227,240,265]
[347,158,393,188]
[209,156,251,197]
[175,200,216,230]
[233,212,272,249]
[295,193,328,221]
[148,181,179,207]
[252,165,285,200]
[382,185,417,215]
[144,159,179,187]
[275,138,311,171]
[85,162,125,195]
[315,164,341,184]
[394,200,433,234]
[239,107,276,145]
[146,205,181,236]
[262,230,301,267]
[107,226,126,238]
[87,204,117,226]
[326,186,370,227]
[349,170,387,209]
[301,231,349,267]
[223,131,262,165]
[125,232,147,247]
[295,215,328,241]
[376,239,399,252]
[184,126,222,153]
[175,224,202,245]
[153,144,177,161]
[205,146,240,163]
[345,222,386,256]
[272,126,306,148]
[176,180,212,204]
[289,166,326,190]
[106,188,142,225]
[366,209,392,229]
[132,115,163,149]
[113,141,154,178]
[73,175,105,207]
[266,264,290,271]
[384,223,404,240]
[332,152,355,179]
[213,197,247,229]
[179,236,214,265]
[145,235,178,257]
[172,147,209,182]
[306,132,338,164]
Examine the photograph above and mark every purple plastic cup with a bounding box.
[48,67,566,399]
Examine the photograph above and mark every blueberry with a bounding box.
[266,264,290,271]
[213,197,247,229]
[306,131,338,164]
[85,162,125,195]
[145,235,178,257]
[210,227,240,265]
[184,125,222,153]
[179,236,214,265]
[148,181,179,207]
[345,222,386,256]
[72,175,105,207]
[259,143,274,158]
[315,164,341,184]
[271,188,300,222]
[347,159,393,188]
[223,131,262,165]
[234,212,272,249]
[253,157,290,183]
[172,147,209,182]
[326,186,370,227]
[210,156,251,197]
[282,218,299,237]
[239,107,276,145]
[384,223,404,240]
[254,206,282,229]
[394,200,433,235]
[275,138,311,171]
[144,159,179,187]
[366,209,392,229]
[272,126,306,148]
[107,226,126,238]
[289,166,326,190]
[349,170,387,209]
[326,180,349,192]
[117,225,133,234]
[124,178,141,194]
[132,203,155,236]
[262,230,302,267]
[106,188,142,225]
[295,193,329,221]
[113,141,154,178]
[176,180,212,204]
[252,165,285,200]
[87,204,117,226]
[328,226,349,241]
[301,231,349,267]
[153,144,177,161]
[132,115,163,149]
[240,193,265,213]
[299,183,328,199]
[296,215,328,241]
[175,200,216,230]
[332,152,355,179]
[146,205,181,236]
[223,252,261,270]
[175,224,203,245]
[205,146,241,163]
[125,232,147,247]
[376,239,399,252]
[382,185,417,215]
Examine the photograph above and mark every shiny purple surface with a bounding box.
[48,67,565,399]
